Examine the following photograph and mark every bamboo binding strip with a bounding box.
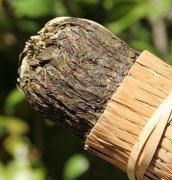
[127,91,172,180]
[85,50,172,180]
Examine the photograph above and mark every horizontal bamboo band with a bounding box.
[127,91,172,179]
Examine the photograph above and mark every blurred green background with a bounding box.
[0,0,172,179]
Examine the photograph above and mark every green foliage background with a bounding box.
[0,0,172,179]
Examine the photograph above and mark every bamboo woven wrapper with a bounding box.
[17,17,172,180]
[85,51,172,180]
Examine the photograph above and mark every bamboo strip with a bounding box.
[85,50,172,179]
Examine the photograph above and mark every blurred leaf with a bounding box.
[7,119,28,135]
[103,0,117,11]
[12,0,53,17]
[17,20,39,33]
[44,118,55,127]
[4,135,29,157]
[105,0,140,20]
[148,0,172,20]
[0,126,6,137]
[167,53,172,65]
[107,3,147,34]
[0,16,11,29]
[63,154,89,180]
[130,40,155,52]
[5,88,25,115]
[75,0,99,4]
[0,116,28,135]
[53,1,68,16]
[7,160,34,180]
[167,39,172,64]
[32,167,46,180]
[0,162,6,180]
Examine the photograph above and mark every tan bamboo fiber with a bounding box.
[85,50,172,180]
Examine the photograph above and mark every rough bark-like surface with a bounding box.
[17,17,140,139]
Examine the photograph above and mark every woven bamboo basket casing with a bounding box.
[85,50,172,180]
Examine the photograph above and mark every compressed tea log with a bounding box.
[18,17,139,138]
[18,17,172,179]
